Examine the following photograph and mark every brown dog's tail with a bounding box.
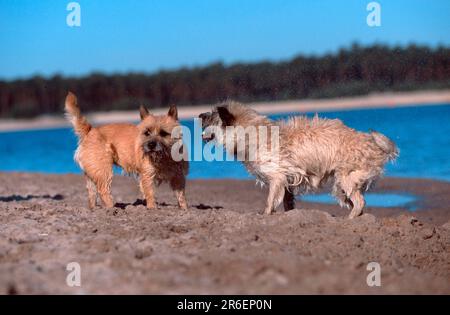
[370,130,399,162]
[65,92,91,139]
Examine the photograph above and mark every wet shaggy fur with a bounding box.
[65,92,188,210]
[199,101,398,218]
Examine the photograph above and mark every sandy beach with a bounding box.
[0,173,449,294]
[1,89,449,132]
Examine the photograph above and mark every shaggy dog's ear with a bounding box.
[217,106,235,126]
[139,105,150,120]
[168,104,178,120]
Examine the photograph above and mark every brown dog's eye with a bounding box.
[144,129,150,137]
[159,130,170,137]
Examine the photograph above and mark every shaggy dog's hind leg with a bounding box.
[335,171,369,219]
[332,183,353,209]
[348,190,365,219]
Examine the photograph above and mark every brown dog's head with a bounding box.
[138,105,181,158]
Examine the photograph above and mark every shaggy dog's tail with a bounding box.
[370,130,399,162]
[64,91,91,139]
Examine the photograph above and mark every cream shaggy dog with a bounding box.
[199,102,398,218]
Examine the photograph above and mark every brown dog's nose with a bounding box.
[147,140,157,150]
[199,113,209,120]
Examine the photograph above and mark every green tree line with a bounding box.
[0,43,449,118]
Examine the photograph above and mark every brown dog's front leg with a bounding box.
[170,176,188,210]
[140,172,156,209]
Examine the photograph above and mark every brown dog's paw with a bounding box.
[147,202,159,210]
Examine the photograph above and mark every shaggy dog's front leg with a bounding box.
[264,179,285,215]
[283,188,295,211]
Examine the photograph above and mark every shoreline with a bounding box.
[0,89,449,132]
[1,172,449,224]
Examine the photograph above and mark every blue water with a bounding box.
[301,193,419,211]
[1,104,449,182]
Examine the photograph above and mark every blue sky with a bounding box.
[1,0,449,80]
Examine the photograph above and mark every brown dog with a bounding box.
[65,92,188,210]
[199,102,398,218]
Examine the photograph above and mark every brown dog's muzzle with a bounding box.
[144,140,163,153]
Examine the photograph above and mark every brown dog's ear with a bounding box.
[139,105,150,120]
[168,104,178,120]
[217,106,234,125]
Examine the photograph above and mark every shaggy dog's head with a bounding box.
[199,101,267,142]
[198,102,274,160]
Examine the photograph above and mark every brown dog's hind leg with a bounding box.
[78,136,115,209]
[85,175,97,209]
[83,162,114,208]
[94,171,114,208]
[283,188,295,211]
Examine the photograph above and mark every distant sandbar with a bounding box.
[1,89,449,132]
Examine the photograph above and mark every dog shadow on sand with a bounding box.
[114,199,223,210]
[0,194,64,202]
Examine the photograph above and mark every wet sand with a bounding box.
[0,173,449,294]
[1,89,449,132]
